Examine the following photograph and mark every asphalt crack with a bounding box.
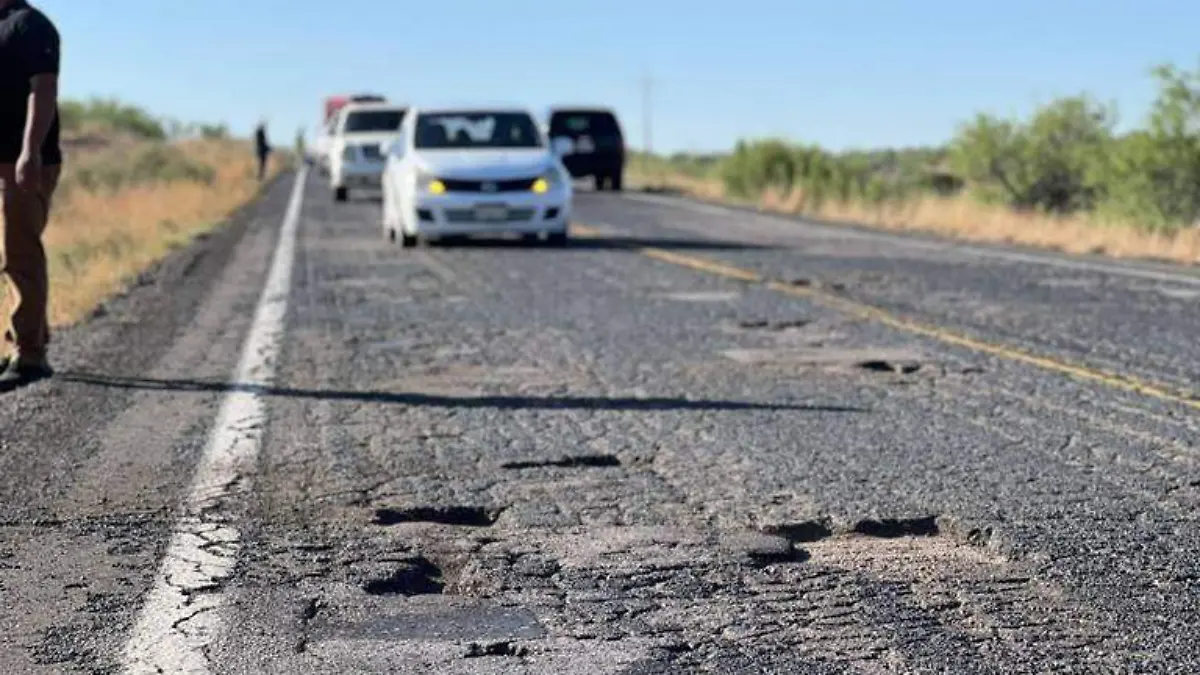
[293,596,325,654]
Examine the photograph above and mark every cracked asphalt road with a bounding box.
[1,171,1198,673]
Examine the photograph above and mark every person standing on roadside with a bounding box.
[0,0,61,391]
[254,120,270,182]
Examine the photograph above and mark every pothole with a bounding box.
[736,318,812,331]
[853,515,939,538]
[464,641,529,658]
[761,520,834,543]
[856,359,922,375]
[362,556,445,596]
[781,277,846,292]
[374,506,504,527]
[501,454,621,470]
[718,531,810,566]
[761,515,940,542]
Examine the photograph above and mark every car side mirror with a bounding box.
[551,136,574,157]
[386,136,406,158]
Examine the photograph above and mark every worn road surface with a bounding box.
[1,169,1199,674]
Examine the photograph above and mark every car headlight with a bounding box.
[531,166,563,194]
[415,169,446,195]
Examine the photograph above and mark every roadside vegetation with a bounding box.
[633,62,1200,265]
[1,98,288,340]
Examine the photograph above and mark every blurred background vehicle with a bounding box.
[328,99,408,202]
[313,93,387,176]
[545,106,626,192]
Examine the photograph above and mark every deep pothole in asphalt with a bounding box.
[362,555,446,596]
[373,505,505,527]
[854,515,939,538]
[500,454,622,470]
[762,515,941,544]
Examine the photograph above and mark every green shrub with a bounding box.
[648,58,1200,232]
[69,145,214,194]
[59,98,166,140]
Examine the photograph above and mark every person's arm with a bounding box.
[23,73,58,159]
[14,15,60,188]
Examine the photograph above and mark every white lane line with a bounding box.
[120,168,307,674]
[623,192,1200,286]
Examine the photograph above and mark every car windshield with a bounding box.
[549,111,621,137]
[414,112,543,149]
[343,110,405,133]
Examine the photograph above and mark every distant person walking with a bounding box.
[254,121,270,182]
[0,0,61,391]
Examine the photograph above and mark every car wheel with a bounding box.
[593,174,607,192]
[610,171,624,192]
[334,186,348,202]
[400,232,418,248]
[546,231,568,246]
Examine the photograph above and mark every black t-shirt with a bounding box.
[0,0,61,164]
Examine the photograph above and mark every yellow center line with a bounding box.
[571,223,1200,412]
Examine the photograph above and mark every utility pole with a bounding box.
[641,74,655,178]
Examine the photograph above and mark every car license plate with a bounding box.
[575,136,595,154]
[474,204,508,222]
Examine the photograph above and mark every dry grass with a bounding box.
[1,135,285,354]
[631,167,1200,266]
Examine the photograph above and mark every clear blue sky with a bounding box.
[34,0,1200,153]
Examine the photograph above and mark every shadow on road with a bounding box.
[426,234,777,252]
[58,372,868,413]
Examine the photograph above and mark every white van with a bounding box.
[328,101,408,202]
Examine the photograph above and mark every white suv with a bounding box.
[329,102,408,202]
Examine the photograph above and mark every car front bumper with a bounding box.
[409,189,570,237]
[560,152,624,177]
[332,161,385,189]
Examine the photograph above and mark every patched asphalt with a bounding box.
[1,172,1198,673]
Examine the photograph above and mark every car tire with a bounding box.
[334,186,348,202]
[593,174,607,192]
[546,231,568,246]
[610,171,624,192]
[400,232,418,248]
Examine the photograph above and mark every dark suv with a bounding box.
[547,107,626,191]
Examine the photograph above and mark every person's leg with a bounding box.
[0,164,13,362]
[37,165,60,354]
[1,164,56,368]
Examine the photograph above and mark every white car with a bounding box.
[329,101,408,202]
[381,105,573,247]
